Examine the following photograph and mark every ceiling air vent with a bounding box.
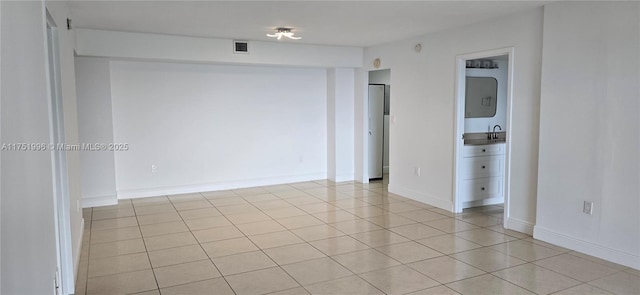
[233,41,249,54]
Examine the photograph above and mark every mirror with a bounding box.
[465,77,497,118]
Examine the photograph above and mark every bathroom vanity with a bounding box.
[460,131,506,209]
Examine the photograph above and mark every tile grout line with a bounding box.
[133,192,467,289]
[132,197,163,294]
[236,183,363,292]
[306,183,403,294]
[279,183,388,294]
[168,191,238,295]
[231,182,385,293]
[225,184,348,294]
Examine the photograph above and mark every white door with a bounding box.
[368,85,385,179]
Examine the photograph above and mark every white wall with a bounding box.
[465,60,508,132]
[327,70,337,181]
[535,1,640,269]
[1,1,58,293]
[354,69,369,182]
[327,69,356,182]
[76,29,362,68]
[383,116,390,171]
[334,69,355,181]
[108,61,328,198]
[74,29,361,198]
[75,57,118,207]
[361,8,543,229]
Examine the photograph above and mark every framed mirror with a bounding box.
[465,77,497,118]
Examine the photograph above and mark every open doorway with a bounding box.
[368,69,390,181]
[453,48,514,224]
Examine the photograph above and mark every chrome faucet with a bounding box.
[492,125,502,139]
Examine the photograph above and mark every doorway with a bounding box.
[368,69,390,181]
[453,48,514,222]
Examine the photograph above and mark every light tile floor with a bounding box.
[74,179,639,295]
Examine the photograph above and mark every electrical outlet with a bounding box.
[583,201,593,215]
[151,165,157,173]
[414,167,421,176]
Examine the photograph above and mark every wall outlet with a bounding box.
[151,164,157,173]
[414,167,421,176]
[583,201,593,215]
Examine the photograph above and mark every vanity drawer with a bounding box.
[462,156,503,179]
[463,144,504,157]
[460,177,502,202]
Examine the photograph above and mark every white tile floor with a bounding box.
[75,179,639,295]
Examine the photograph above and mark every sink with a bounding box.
[463,131,506,145]
[464,138,506,146]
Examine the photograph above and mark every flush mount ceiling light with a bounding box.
[266,27,301,40]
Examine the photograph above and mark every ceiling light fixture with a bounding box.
[266,27,301,40]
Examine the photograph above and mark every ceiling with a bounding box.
[68,1,550,47]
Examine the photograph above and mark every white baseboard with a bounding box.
[388,184,453,211]
[505,217,534,235]
[117,172,327,200]
[81,195,117,208]
[534,226,640,270]
[462,197,503,209]
[331,172,355,183]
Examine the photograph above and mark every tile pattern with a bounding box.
[75,179,639,295]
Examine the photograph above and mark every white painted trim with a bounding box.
[453,47,515,214]
[117,172,327,199]
[0,1,2,290]
[81,195,117,208]
[462,196,504,209]
[534,226,640,270]
[505,217,534,235]
[45,13,75,295]
[453,56,465,213]
[333,173,355,183]
[502,48,516,228]
[388,184,453,211]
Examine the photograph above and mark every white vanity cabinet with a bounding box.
[460,143,505,208]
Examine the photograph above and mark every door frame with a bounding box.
[453,47,515,222]
[367,84,386,181]
[46,11,74,295]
